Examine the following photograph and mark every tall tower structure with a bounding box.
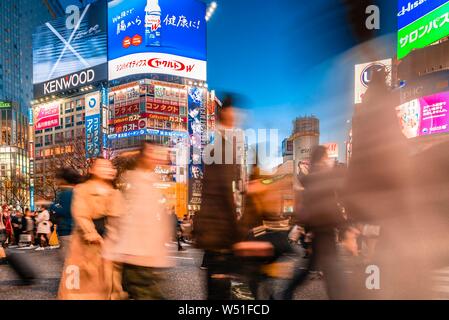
[292,116,320,174]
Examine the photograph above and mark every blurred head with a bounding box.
[56,167,82,186]
[310,145,331,170]
[363,65,389,103]
[138,141,170,169]
[217,95,236,128]
[89,157,117,182]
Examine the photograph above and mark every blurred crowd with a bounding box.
[2,71,448,300]
[0,206,58,251]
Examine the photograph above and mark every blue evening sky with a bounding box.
[58,0,397,163]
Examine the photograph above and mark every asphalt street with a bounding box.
[0,242,328,300]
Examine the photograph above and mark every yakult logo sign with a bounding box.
[108,52,206,81]
[43,69,95,95]
[148,58,195,72]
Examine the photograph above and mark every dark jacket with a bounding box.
[50,187,75,236]
[298,166,346,232]
[194,131,241,251]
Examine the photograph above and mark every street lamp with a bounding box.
[206,1,217,22]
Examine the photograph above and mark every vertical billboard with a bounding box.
[85,92,101,158]
[354,59,392,104]
[397,0,449,60]
[108,0,207,81]
[33,0,108,98]
[188,87,205,207]
[397,91,449,138]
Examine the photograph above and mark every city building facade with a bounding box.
[0,0,62,209]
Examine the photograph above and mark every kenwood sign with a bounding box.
[34,65,107,98]
[32,1,107,98]
[44,69,94,95]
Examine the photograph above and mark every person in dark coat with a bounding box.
[194,96,241,300]
[50,168,82,259]
[344,67,428,299]
[280,146,348,300]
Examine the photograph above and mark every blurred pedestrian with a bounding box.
[282,146,348,300]
[344,67,428,299]
[11,210,23,246]
[58,157,123,300]
[0,208,6,248]
[194,96,242,300]
[35,206,51,250]
[21,208,35,247]
[50,167,82,257]
[105,141,173,300]
[170,208,184,252]
[3,206,13,246]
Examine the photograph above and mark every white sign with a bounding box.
[324,142,339,159]
[85,91,101,117]
[354,59,392,104]
[108,52,207,81]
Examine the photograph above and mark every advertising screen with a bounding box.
[34,103,60,131]
[33,1,108,98]
[108,0,207,81]
[85,92,102,158]
[398,0,449,29]
[397,91,449,138]
[354,59,392,104]
[397,0,449,60]
[187,87,205,206]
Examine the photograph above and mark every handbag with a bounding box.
[49,225,59,246]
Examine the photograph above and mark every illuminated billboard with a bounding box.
[108,0,207,81]
[354,59,392,104]
[397,91,449,138]
[34,103,60,131]
[33,0,108,98]
[85,92,102,158]
[397,0,449,59]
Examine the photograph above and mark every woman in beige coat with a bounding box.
[58,158,124,300]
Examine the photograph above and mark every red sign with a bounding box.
[324,143,339,158]
[122,37,131,49]
[109,114,140,125]
[145,113,186,123]
[148,58,195,73]
[131,34,142,46]
[146,102,179,115]
[35,104,60,130]
[114,103,140,117]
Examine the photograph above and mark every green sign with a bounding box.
[398,1,449,60]
[0,101,11,108]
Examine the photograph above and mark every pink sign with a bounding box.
[35,104,60,130]
[419,92,449,136]
[397,91,449,138]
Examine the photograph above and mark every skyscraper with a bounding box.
[0,0,63,208]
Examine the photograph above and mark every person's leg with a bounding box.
[177,234,183,251]
[206,252,232,300]
[277,246,316,300]
[315,233,347,300]
[122,264,165,300]
[200,251,210,269]
[13,231,20,245]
